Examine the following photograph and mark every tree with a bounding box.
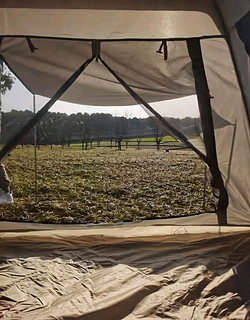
[153,123,164,151]
[0,67,15,144]
[0,70,15,95]
[114,111,131,151]
[37,114,55,149]
[80,113,93,150]
[114,116,128,151]
[136,137,142,149]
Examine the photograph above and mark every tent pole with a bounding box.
[99,57,207,163]
[0,57,3,146]
[187,38,228,226]
[202,164,207,212]
[226,120,237,187]
[33,94,37,193]
[0,55,94,162]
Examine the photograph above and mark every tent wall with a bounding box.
[230,22,250,121]
[214,0,250,119]
[187,38,228,224]
[201,38,250,225]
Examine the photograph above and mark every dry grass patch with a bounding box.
[0,146,214,223]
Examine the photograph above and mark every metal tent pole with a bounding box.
[33,94,37,192]
[226,120,237,187]
[187,38,229,225]
[0,57,3,146]
[202,164,207,212]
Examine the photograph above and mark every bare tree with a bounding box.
[114,110,131,151]
[136,137,142,149]
[81,113,93,150]
[114,117,128,150]
[153,124,164,151]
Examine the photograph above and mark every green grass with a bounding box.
[126,136,176,142]
[71,136,178,148]
[0,146,213,224]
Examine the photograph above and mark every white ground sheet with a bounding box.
[0,225,249,319]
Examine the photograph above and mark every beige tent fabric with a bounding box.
[215,0,250,119]
[0,0,223,39]
[0,227,249,319]
[201,38,250,225]
[0,38,196,105]
[229,26,250,119]
[214,0,250,29]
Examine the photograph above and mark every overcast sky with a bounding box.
[2,74,199,119]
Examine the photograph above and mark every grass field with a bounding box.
[0,146,214,224]
[72,135,180,148]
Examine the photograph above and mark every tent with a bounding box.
[0,1,249,319]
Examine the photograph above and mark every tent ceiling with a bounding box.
[0,0,223,39]
[0,1,247,108]
[0,0,227,106]
[0,38,196,106]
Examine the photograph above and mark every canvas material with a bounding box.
[0,38,196,106]
[214,0,250,119]
[201,38,250,225]
[0,0,223,39]
[0,228,249,319]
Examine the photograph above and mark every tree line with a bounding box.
[1,109,201,149]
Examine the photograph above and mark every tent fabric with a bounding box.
[0,226,250,319]
[214,0,250,120]
[187,38,228,224]
[1,218,250,232]
[230,24,250,121]
[0,38,197,106]
[236,12,250,57]
[214,0,250,30]
[0,0,223,39]
[201,38,250,225]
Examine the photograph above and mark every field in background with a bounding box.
[72,135,182,149]
[0,146,214,223]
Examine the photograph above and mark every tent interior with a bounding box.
[0,1,249,319]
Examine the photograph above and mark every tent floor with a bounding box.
[0,225,250,319]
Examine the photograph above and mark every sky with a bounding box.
[2,73,200,119]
